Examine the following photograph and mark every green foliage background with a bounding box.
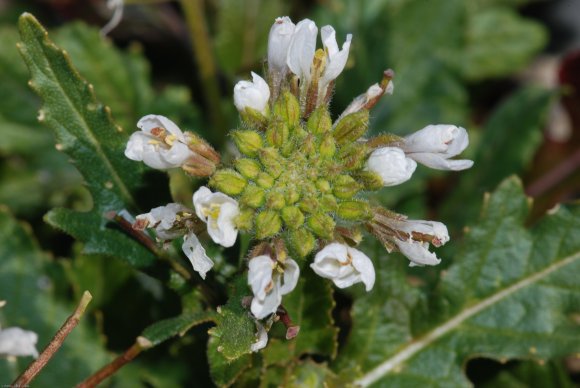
[0,0,578,386]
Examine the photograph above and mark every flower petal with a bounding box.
[0,327,39,358]
[250,321,268,352]
[408,152,474,171]
[366,147,417,186]
[182,232,214,279]
[248,255,274,301]
[287,19,318,81]
[279,258,300,295]
[395,239,441,266]
[350,248,375,291]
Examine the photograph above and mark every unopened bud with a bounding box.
[366,133,404,149]
[274,91,300,127]
[255,210,282,239]
[339,142,369,170]
[333,175,362,199]
[355,171,384,191]
[307,106,332,135]
[288,229,315,258]
[320,194,338,212]
[315,179,331,193]
[241,184,266,208]
[232,130,263,157]
[338,200,372,220]
[307,212,335,239]
[298,196,319,214]
[235,208,255,231]
[209,169,247,195]
[266,191,285,210]
[239,107,269,129]
[286,186,300,204]
[259,147,283,178]
[333,110,369,145]
[235,158,261,179]
[266,120,290,148]
[256,172,274,189]
[319,135,336,159]
[281,206,304,229]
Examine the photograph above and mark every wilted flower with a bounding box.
[0,327,39,358]
[193,186,240,248]
[366,147,417,186]
[403,124,474,171]
[182,231,214,279]
[248,255,299,319]
[311,243,375,291]
[233,72,271,116]
[134,203,191,241]
[125,115,194,170]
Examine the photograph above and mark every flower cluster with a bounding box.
[124,16,473,353]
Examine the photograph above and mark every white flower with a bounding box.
[135,203,190,240]
[193,187,240,248]
[268,17,296,79]
[403,124,474,171]
[366,147,417,186]
[320,26,352,90]
[182,231,214,279]
[311,243,375,291]
[394,239,441,267]
[125,115,194,170]
[0,327,39,358]
[250,321,268,352]
[389,219,449,247]
[233,72,271,115]
[248,255,300,319]
[287,19,318,82]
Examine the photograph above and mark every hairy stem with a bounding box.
[75,337,152,388]
[13,291,93,386]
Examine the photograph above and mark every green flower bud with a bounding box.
[298,196,319,214]
[286,186,300,204]
[307,106,332,135]
[255,210,282,239]
[337,200,372,221]
[320,194,338,212]
[307,212,335,239]
[339,142,369,171]
[259,147,283,178]
[256,172,274,189]
[209,169,247,195]
[288,229,315,258]
[240,107,268,128]
[355,171,384,191]
[333,175,362,199]
[266,191,285,210]
[319,134,336,159]
[266,120,289,148]
[333,110,369,145]
[235,208,255,231]
[302,134,316,156]
[234,158,261,179]
[240,184,266,208]
[274,91,300,127]
[316,179,331,193]
[232,130,263,157]
[281,206,304,229]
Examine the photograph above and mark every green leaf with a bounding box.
[479,360,576,388]
[141,311,216,347]
[207,337,252,387]
[0,208,132,385]
[463,8,546,80]
[17,13,155,267]
[210,276,256,361]
[442,87,553,228]
[340,177,580,386]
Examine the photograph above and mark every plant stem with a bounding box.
[75,337,153,388]
[13,291,93,386]
[179,0,226,146]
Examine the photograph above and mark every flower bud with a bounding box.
[281,206,304,229]
[366,147,416,187]
[234,72,270,116]
[339,142,369,170]
[333,175,362,199]
[268,17,295,79]
[266,120,290,148]
[307,106,332,135]
[338,200,371,220]
[320,195,338,212]
[256,172,275,189]
[235,208,255,231]
[286,186,300,204]
[315,179,331,193]
[240,184,266,208]
[259,147,283,178]
[235,158,261,179]
[273,91,301,127]
[255,210,282,239]
[298,196,319,214]
[232,130,264,157]
[354,171,384,191]
[332,110,369,144]
[307,212,336,239]
[266,191,285,210]
[209,169,247,195]
[288,229,315,258]
[287,19,318,82]
[319,135,336,159]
